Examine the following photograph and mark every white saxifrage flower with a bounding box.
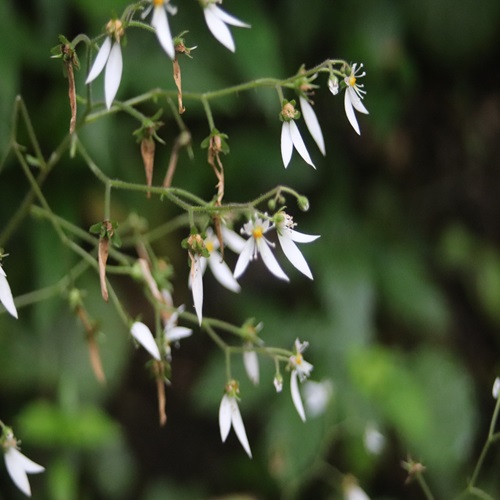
[130,321,161,360]
[0,264,18,319]
[190,253,204,325]
[1,427,44,497]
[201,0,250,52]
[342,63,369,135]
[274,212,320,280]
[288,339,313,422]
[299,96,325,156]
[243,344,259,385]
[219,381,252,458]
[86,20,124,110]
[143,0,178,59]
[163,306,193,361]
[280,101,315,169]
[234,216,289,282]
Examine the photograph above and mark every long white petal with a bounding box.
[288,229,320,243]
[280,122,293,168]
[221,226,246,254]
[233,239,254,279]
[289,121,315,168]
[300,97,325,156]
[229,396,252,458]
[0,267,18,318]
[204,5,235,52]
[104,42,122,110]
[86,37,111,84]
[11,451,44,474]
[243,350,259,385]
[277,234,313,279]
[291,370,306,422]
[165,326,192,342]
[130,322,161,360]
[219,394,232,442]
[4,448,44,497]
[191,255,204,325]
[344,90,361,135]
[208,253,241,292]
[348,87,369,114]
[152,6,175,59]
[257,239,289,282]
[211,5,251,28]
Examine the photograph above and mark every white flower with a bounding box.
[299,96,325,156]
[163,306,192,360]
[280,101,315,168]
[364,423,385,455]
[493,377,500,399]
[130,321,161,360]
[342,63,369,135]
[202,1,250,52]
[243,347,259,385]
[343,476,371,500]
[143,0,178,59]
[0,265,18,319]
[86,21,124,110]
[2,430,44,498]
[275,212,320,280]
[302,379,333,418]
[328,75,339,96]
[219,383,252,458]
[190,253,204,325]
[273,374,283,393]
[234,217,289,282]
[289,339,313,422]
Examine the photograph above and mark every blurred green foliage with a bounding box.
[1,0,500,499]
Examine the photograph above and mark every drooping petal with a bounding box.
[86,37,112,84]
[152,6,175,59]
[302,379,333,418]
[277,233,313,279]
[219,394,232,442]
[233,239,255,279]
[290,370,306,422]
[11,451,45,474]
[287,228,320,243]
[348,87,369,115]
[191,254,204,325]
[104,42,122,110]
[208,253,241,292]
[344,89,361,135]
[211,5,250,28]
[221,226,246,254]
[165,326,192,343]
[130,322,161,360]
[243,350,259,385]
[300,97,325,156]
[0,267,18,319]
[4,448,44,497]
[204,4,236,52]
[228,396,252,458]
[280,122,293,168]
[256,238,289,282]
[289,120,315,168]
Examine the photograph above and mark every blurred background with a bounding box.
[1,0,500,498]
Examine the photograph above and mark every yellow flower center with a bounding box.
[153,0,163,6]
[348,75,356,87]
[205,241,214,252]
[252,227,263,239]
[295,353,303,365]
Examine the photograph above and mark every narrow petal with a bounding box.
[191,255,204,325]
[165,326,192,342]
[280,122,293,168]
[349,87,369,114]
[289,121,315,168]
[257,239,289,282]
[0,268,18,318]
[152,6,175,59]
[4,448,44,497]
[211,5,251,28]
[344,90,361,135]
[229,397,252,458]
[208,253,241,292]
[219,394,232,442]
[288,229,320,243]
[233,239,255,279]
[300,97,325,156]
[85,37,111,84]
[243,350,259,385]
[290,370,306,422]
[11,451,45,474]
[130,322,161,360]
[221,226,246,254]
[204,5,236,52]
[104,42,122,110]
[277,234,313,279]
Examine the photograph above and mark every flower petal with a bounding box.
[191,255,204,325]
[104,42,122,110]
[290,370,306,422]
[277,233,313,279]
[349,87,369,115]
[243,350,259,385]
[4,448,44,497]
[344,89,361,135]
[86,37,111,84]
[211,5,250,28]
[208,252,241,292]
[288,228,320,243]
[229,396,252,458]
[204,5,236,52]
[0,267,18,319]
[289,120,315,168]
[219,394,232,442]
[257,238,289,281]
[130,322,161,360]
[165,326,192,342]
[300,97,325,156]
[233,239,255,280]
[280,122,293,168]
[152,6,175,59]
[221,226,246,254]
